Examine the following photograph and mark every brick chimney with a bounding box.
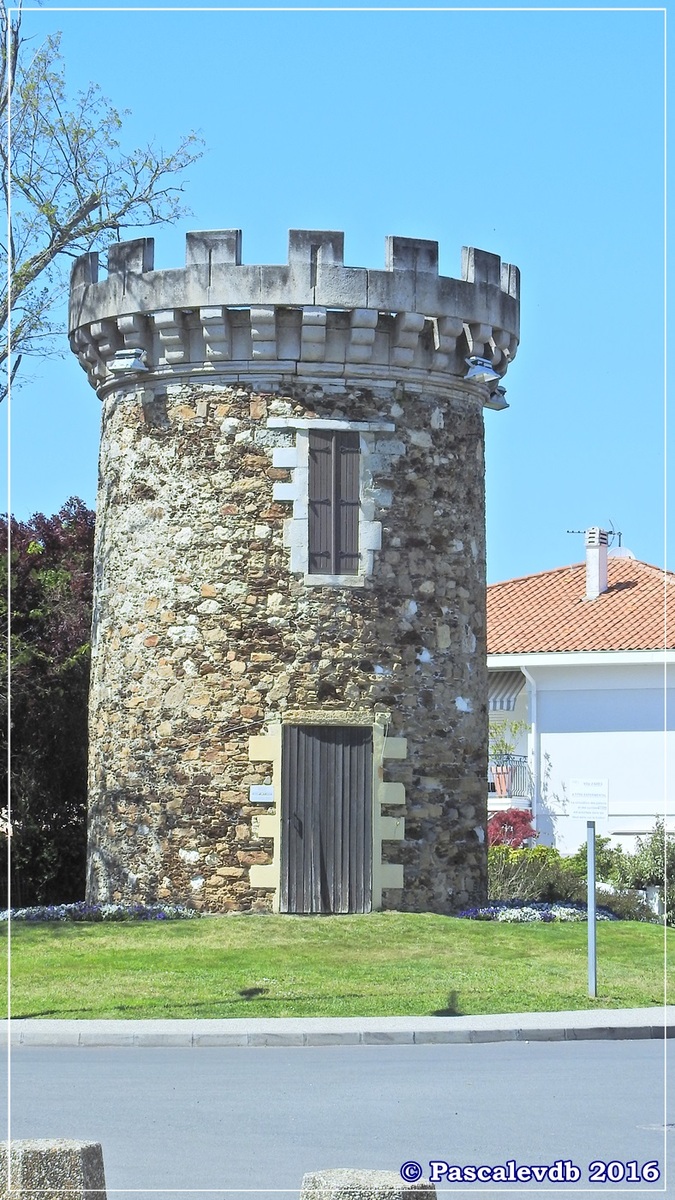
[585,527,609,599]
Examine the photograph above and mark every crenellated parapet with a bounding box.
[69,229,520,402]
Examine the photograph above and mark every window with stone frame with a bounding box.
[308,430,360,575]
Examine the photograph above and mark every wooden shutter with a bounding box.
[308,430,360,575]
[308,431,333,574]
[338,433,360,573]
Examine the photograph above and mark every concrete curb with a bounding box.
[5,1008,674,1048]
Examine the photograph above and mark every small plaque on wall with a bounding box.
[249,785,274,805]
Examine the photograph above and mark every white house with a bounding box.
[486,529,674,854]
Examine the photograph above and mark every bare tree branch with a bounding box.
[0,1,22,123]
[0,1,204,396]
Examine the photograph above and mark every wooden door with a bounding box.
[280,724,372,913]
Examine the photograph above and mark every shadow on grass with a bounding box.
[431,989,463,1016]
[12,990,373,1019]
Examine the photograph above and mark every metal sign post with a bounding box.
[587,820,597,997]
[567,779,608,1000]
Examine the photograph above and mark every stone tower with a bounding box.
[68,230,520,914]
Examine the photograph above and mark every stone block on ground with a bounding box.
[300,1167,436,1199]
[0,1139,106,1199]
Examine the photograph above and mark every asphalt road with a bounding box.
[4,1041,673,1199]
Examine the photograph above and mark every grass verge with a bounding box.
[3,912,672,1019]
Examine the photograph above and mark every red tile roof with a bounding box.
[487,557,674,654]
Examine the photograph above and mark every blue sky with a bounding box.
[6,2,667,582]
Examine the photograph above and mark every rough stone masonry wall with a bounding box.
[88,376,488,914]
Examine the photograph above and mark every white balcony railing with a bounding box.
[487,754,534,808]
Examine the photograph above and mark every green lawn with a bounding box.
[3,913,672,1020]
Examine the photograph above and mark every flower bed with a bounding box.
[457,900,619,922]
[0,901,201,922]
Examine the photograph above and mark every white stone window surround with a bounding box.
[268,417,395,587]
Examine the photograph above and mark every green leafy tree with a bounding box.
[1,498,95,905]
[1,0,203,396]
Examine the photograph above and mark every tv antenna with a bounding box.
[566,523,622,548]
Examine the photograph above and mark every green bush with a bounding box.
[488,846,585,904]
[609,821,675,927]
[487,848,658,920]
[488,825,673,923]
[567,835,626,883]
[611,820,674,886]
[596,889,656,923]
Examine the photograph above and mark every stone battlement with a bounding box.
[69,230,520,398]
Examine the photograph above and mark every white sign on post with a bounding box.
[567,778,609,821]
